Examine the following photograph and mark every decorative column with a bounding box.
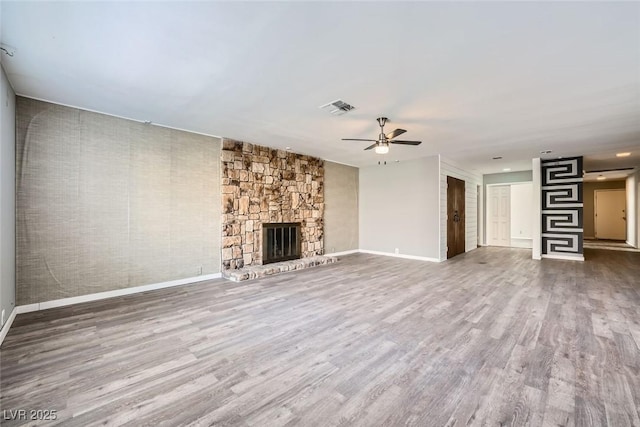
[541,156,584,260]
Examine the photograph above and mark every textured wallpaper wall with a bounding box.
[16,97,221,305]
[324,161,358,253]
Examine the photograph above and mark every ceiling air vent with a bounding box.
[319,99,356,116]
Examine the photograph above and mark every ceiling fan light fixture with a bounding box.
[375,144,389,154]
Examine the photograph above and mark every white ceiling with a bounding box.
[583,168,636,182]
[2,1,639,173]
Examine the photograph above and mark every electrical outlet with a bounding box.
[197,266,203,275]
[394,248,400,254]
[1,309,5,325]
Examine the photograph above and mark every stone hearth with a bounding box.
[221,139,324,270]
[222,255,337,282]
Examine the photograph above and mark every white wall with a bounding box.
[359,156,440,260]
[532,158,542,260]
[439,156,482,260]
[0,64,16,329]
[510,183,533,248]
[629,171,640,248]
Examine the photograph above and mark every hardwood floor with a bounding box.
[1,248,639,426]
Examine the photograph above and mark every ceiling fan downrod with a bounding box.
[377,117,388,141]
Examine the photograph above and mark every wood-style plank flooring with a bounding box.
[1,248,639,426]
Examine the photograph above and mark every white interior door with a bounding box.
[488,185,510,246]
[595,189,626,240]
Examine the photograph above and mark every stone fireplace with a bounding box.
[221,139,324,270]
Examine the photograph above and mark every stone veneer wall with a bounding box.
[221,139,324,270]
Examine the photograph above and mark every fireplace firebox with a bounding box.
[262,222,301,264]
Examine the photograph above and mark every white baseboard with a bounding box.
[324,249,359,257]
[542,254,585,262]
[0,307,18,347]
[510,237,533,249]
[16,304,39,314]
[15,273,222,314]
[358,249,441,263]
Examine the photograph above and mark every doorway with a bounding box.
[594,189,626,240]
[447,176,465,259]
[486,182,533,249]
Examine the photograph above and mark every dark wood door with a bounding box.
[447,176,466,259]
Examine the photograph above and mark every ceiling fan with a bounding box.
[342,117,422,154]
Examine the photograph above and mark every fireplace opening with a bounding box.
[262,222,301,264]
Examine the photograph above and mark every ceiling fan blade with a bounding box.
[342,138,377,142]
[385,128,406,140]
[389,140,422,146]
[364,143,378,150]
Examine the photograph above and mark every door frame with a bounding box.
[477,184,482,247]
[447,176,466,259]
[594,188,626,240]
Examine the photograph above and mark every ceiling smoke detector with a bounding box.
[319,99,356,116]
